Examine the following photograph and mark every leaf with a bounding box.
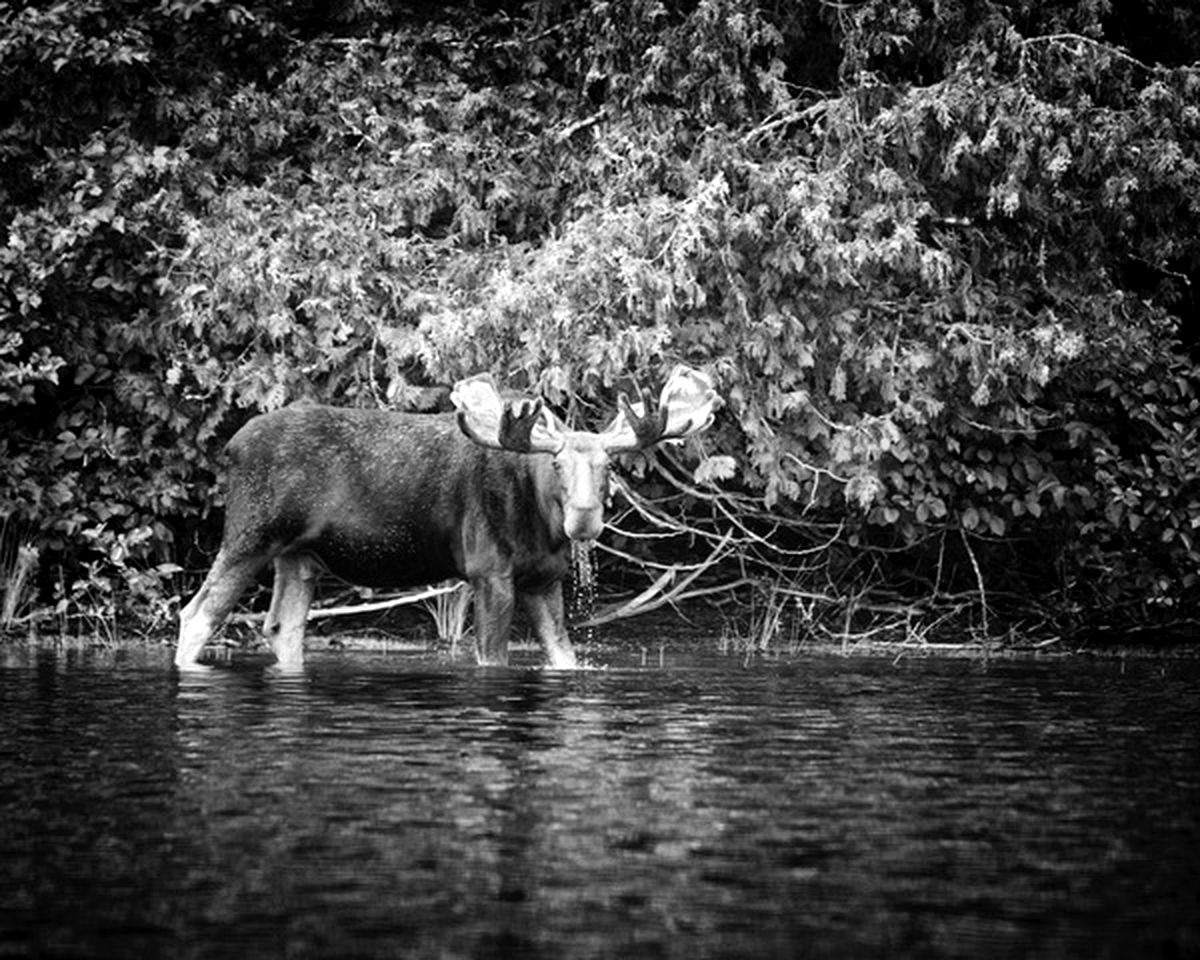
[830,366,846,402]
[961,506,980,531]
[693,455,738,485]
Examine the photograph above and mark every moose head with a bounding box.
[452,365,718,541]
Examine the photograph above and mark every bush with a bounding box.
[2,0,1199,639]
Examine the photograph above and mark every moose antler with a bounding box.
[614,384,669,450]
[496,398,547,453]
[601,366,718,453]
[452,373,565,454]
[454,366,717,456]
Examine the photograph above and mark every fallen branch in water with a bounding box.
[308,581,466,619]
[584,577,757,627]
[580,530,744,626]
[229,580,465,624]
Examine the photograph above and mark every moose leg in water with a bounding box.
[520,583,576,670]
[470,573,516,666]
[176,549,268,667]
[263,554,317,669]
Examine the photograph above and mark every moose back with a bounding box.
[175,366,718,670]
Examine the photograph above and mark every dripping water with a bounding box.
[568,539,597,646]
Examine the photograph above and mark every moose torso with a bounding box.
[225,406,570,592]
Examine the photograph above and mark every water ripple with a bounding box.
[0,651,1197,958]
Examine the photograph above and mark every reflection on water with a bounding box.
[1,645,1199,959]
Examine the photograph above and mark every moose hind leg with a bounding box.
[265,554,316,670]
[520,584,577,670]
[176,550,264,669]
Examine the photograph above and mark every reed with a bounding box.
[421,580,472,655]
[0,520,37,631]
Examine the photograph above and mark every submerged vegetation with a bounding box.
[2,0,1199,647]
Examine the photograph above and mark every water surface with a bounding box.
[1,644,1198,959]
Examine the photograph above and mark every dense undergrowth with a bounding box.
[2,0,1199,646]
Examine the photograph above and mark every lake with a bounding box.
[1,642,1198,959]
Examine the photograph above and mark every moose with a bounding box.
[174,366,718,670]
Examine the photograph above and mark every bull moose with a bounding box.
[174,365,718,670]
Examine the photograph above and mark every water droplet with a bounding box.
[568,540,596,646]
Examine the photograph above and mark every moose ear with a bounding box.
[451,373,564,453]
[600,365,719,452]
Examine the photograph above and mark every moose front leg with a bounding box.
[520,584,577,670]
[472,575,516,666]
